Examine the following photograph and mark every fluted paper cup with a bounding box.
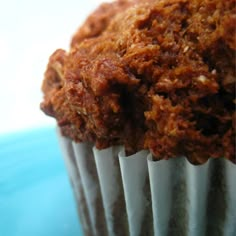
[57,132,236,236]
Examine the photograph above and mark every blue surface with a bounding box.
[0,127,82,236]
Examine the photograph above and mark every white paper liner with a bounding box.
[57,134,91,235]
[93,146,126,236]
[185,158,210,236]
[58,133,236,236]
[72,142,107,236]
[119,149,150,236]
[148,155,211,235]
[147,154,174,236]
[224,159,236,236]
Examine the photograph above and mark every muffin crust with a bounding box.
[41,0,236,163]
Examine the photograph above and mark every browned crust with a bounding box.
[41,0,236,164]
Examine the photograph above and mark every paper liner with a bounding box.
[57,134,91,236]
[72,142,108,236]
[224,159,236,236]
[185,157,209,236]
[205,158,236,236]
[93,146,128,236]
[147,155,210,236]
[58,133,236,236]
[147,154,175,236]
[119,149,153,236]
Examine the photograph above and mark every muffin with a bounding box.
[40,0,236,235]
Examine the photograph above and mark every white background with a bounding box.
[0,0,109,134]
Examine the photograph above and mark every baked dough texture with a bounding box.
[41,0,236,163]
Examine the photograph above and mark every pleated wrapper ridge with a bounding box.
[58,133,236,236]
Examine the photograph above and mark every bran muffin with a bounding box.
[40,0,236,235]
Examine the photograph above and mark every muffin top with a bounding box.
[41,0,236,164]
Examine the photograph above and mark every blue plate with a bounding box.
[0,127,82,236]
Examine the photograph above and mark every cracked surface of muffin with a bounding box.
[41,0,236,164]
